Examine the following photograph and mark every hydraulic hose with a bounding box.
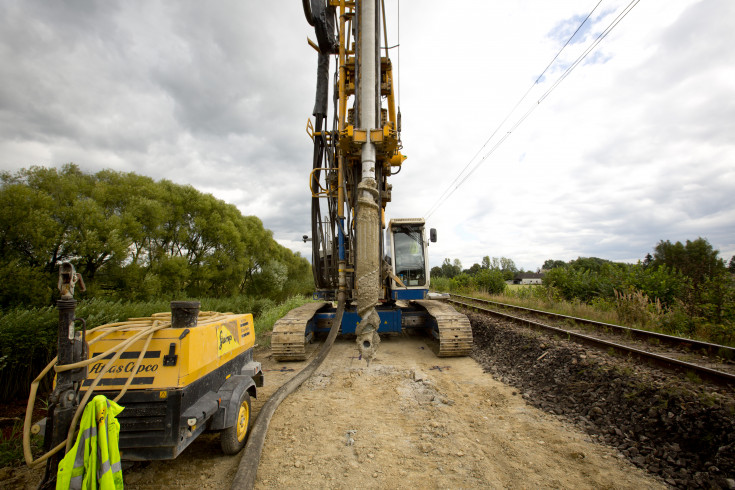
[230,299,346,490]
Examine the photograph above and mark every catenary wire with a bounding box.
[423,1,603,218]
[425,0,640,219]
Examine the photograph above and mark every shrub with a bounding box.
[614,289,662,329]
[473,269,506,295]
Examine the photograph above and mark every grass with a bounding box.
[448,286,735,347]
[473,288,622,325]
[252,296,314,347]
[0,420,41,469]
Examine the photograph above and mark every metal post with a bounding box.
[359,0,377,181]
[40,263,85,487]
[337,0,348,304]
[43,299,78,485]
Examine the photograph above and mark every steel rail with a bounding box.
[450,293,735,359]
[449,297,735,387]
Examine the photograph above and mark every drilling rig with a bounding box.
[272,0,472,362]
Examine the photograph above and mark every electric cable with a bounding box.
[425,0,640,218]
[425,0,604,218]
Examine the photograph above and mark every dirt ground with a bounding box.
[4,334,665,489]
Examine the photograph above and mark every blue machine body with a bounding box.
[310,301,437,337]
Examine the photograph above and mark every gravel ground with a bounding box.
[469,311,735,489]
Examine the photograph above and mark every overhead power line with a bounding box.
[425,0,640,219]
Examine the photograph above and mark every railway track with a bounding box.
[447,293,735,387]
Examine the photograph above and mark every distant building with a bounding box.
[513,272,544,285]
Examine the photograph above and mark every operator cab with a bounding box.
[387,218,436,300]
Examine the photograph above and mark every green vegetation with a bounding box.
[0,164,313,307]
[0,420,41,468]
[431,255,517,294]
[433,238,735,346]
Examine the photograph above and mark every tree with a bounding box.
[498,257,518,281]
[542,259,567,270]
[0,165,314,306]
[466,263,481,276]
[474,269,506,294]
[430,266,442,278]
[441,258,461,279]
[569,257,613,273]
[730,255,735,274]
[652,238,724,287]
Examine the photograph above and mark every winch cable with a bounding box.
[23,311,230,467]
[231,299,346,490]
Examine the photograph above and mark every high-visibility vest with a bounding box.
[57,395,124,490]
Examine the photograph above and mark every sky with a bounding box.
[1,0,733,272]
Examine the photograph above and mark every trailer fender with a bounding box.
[180,391,220,429]
[209,375,256,431]
[240,360,263,388]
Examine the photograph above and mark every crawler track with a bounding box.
[271,302,328,361]
[412,299,473,357]
[449,294,735,386]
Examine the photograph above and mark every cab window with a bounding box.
[393,227,426,286]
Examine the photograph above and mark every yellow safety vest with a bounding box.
[57,395,124,490]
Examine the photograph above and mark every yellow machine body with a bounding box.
[83,314,255,391]
[75,312,262,461]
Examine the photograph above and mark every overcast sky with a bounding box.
[1,0,733,272]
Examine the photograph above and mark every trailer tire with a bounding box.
[220,390,251,455]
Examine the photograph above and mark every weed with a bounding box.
[617,366,634,377]
[0,420,41,468]
[253,296,314,347]
[717,347,734,361]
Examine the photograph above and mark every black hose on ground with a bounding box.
[230,300,345,489]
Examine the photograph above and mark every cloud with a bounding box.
[1,0,732,275]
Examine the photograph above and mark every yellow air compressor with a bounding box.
[79,301,264,460]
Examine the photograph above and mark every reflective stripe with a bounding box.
[111,461,122,473]
[73,426,98,468]
[70,474,83,490]
[97,458,111,480]
[96,401,111,480]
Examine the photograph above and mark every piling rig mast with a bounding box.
[272,0,472,362]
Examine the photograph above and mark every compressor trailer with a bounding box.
[26,296,263,485]
[79,301,264,460]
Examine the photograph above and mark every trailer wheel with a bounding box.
[220,390,251,455]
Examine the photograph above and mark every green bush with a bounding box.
[614,289,662,329]
[473,269,506,295]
